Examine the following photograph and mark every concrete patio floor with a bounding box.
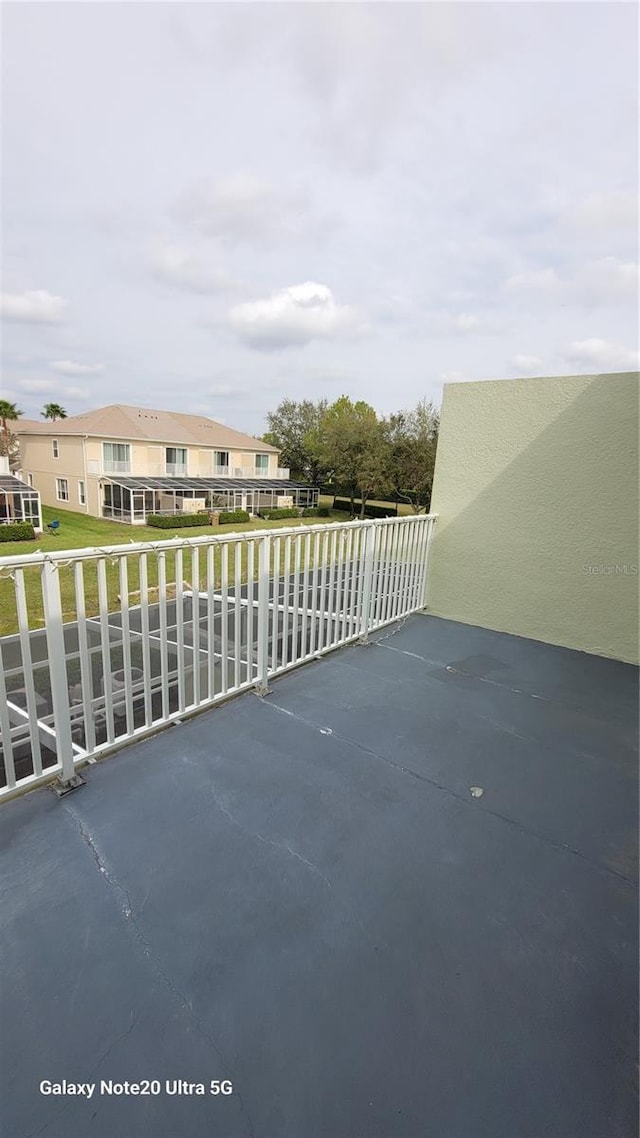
[1,614,637,1138]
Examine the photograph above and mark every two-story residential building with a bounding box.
[16,404,317,524]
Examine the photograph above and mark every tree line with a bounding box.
[263,396,439,516]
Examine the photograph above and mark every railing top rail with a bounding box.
[0,514,437,569]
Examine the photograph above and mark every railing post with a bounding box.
[41,559,85,795]
[255,533,271,695]
[358,521,377,643]
[421,515,437,610]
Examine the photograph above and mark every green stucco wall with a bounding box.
[427,372,639,664]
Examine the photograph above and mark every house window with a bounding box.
[255,454,269,472]
[78,480,86,506]
[166,446,187,474]
[27,474,34,487]
[214,450,229,470]
[56,478,69,502]
[52,440,59,458]
[103,442,131,473]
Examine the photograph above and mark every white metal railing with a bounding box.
[0,515,436,801]
[165,463,188,476]
[230,467,290,480]
[103,461,131,474]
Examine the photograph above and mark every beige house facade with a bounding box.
[17,404,317,524]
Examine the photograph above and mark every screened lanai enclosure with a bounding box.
[0,473,42,531]
[102,476,318,523]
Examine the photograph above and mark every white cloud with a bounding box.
[172,174,330,247]
[16,378,59,394]
[513,354,543,374]
[50,360,105,376]
[425,311,483,336]
[148,241,238,294]
[15,377,92,400]
[504,259,638,307]
[456,313,480,333]
[573,257,638,304]
[568,190,638,231]
[227,282,368,350]
[60,385,91,401]
[505,269,562,294]
[0,289,68,323]
[439,370,474,384]
[561,338,639,371]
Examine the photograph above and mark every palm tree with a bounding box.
[0,400,22,454]
[42,403,68,421]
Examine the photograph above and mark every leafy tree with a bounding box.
[312,396,391,517]
[384,399,439,513]
[0,400,22,454]
[263,399,329,483]
[0,428,20,470]
[41,403,68,421]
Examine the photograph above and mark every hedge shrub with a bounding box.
[332,499,397,518]
[302,506,330,517]
[147,513,210,529]
[218,509,251,525]
[0,522,36,542]
[259,507,300,520]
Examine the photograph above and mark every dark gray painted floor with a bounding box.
[1,615,637,1138]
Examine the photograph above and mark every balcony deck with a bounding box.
[2,614,637,1138]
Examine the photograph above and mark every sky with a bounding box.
[1,1,638,436]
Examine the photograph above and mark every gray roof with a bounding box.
[16,403,280,452]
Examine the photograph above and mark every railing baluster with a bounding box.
[291,533,301,662]
[300,531,311,659]
[221,544,229,693]
[175,549,186,712]
[233,542,241,689]
[138,553,153,727]
[358,523,376,639]
[396,519,410,617]
[97,556,115,744]
[74,561,96,754]
[157,551,170,720]
[0,639,17,789]
[256,534,270,694]
[191,547,201,707]
[14,568,43,777]
[316,530,329,654]
[206,545,215,701]
[118,557,135,736]
[271,536,281,672]
[343,524,356,639]
[327,529,338,647]
[246,541,255,684]
[281,535,291,669]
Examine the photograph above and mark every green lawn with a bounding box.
[0,505,351,635]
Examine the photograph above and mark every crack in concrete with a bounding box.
[376,641,552,702]
[375,641,441,667]
[208,787,332,888]
[262,701,636,889]
[444,664,552,702]
[61,802,255,1138]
